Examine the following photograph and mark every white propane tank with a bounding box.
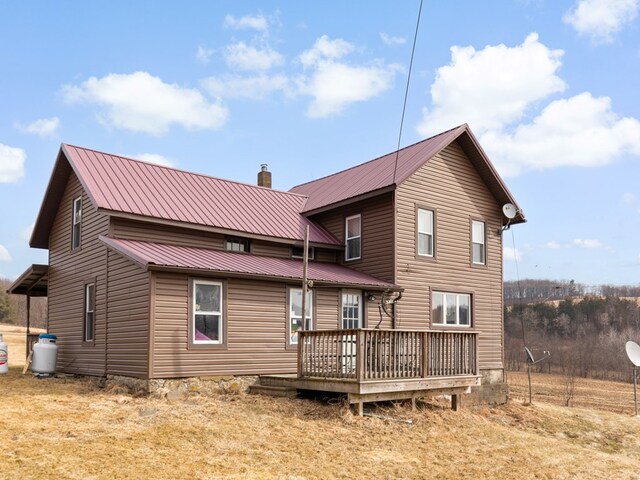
[0,333,7,374]
[31,334,58,375]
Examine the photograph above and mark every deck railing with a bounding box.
[297,328,478,381]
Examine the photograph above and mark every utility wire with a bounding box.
[392,0,424,184]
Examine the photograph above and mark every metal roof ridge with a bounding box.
[288,124,467,191]
[62,143,310,200]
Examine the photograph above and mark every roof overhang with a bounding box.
[101,236,400,291]
[7,264,49,297]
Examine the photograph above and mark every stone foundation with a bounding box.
[104,375,258,398]
[462,368,509,407]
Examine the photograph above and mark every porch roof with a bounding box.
[100,236,399,290]
[7,264,49,297]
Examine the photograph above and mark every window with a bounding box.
[341,290,362,329]
[72,197,82,250]
[225,237,251,253]
[84,283,95,342]
[345,214,361,261]
[192,280,223,344]
[291,246,315,260]
[289,288,313,345]
[432,292,470,327]
[471,220,486,265]
[417,208,434,257]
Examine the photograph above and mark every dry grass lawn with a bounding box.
[2,327,640,479]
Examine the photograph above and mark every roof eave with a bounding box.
[146,264,399,291]
[301,185,396,217]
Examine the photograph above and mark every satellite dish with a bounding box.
[525,346,535,364]
[626,341,640,367]
[502,203,517,219]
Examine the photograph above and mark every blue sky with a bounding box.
[0,0,638,286]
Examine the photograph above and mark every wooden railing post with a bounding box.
[297,331,304,377]
[421,331,428,378]
[356,330,365,382]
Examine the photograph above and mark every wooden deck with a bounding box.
[260,328,480,414]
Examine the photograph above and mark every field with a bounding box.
[3,327,640,479]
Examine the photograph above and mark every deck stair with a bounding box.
[249,375,298,398]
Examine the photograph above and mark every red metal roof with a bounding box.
[100,236,397,289]
[289,124,523,220]
[61,144,340,246]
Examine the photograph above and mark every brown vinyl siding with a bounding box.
[111,218,224,249]
[48,173,109,375]
[251,239,291,258]
[105,250,150,377]
[395,141,504,369]
[312,192,394,283]
[151,272,348,378]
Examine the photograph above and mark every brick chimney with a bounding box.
[257,164,272,188]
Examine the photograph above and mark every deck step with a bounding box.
[249,384,298,398]
[258,374,299,388]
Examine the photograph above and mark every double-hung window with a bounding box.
[417,208,434,257]
[192,280,223,344]
[289,288,313,345]
[72,197,82,250]
[432,292,471,327]
[341,290,362,329]
[345,214,361,261]
[84,283,95,342]
[471,220,486,265]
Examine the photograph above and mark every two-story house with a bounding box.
[10,124,524,411]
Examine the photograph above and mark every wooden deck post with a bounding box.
[451,394,461,411]
[356,330,365,381]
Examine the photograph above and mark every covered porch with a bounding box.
[260,328,480,415]
[7,264,49,358]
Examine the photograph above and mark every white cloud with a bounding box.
[20,223,34,242]
[573,238,603,248]
[544,241,562,249]
[563,0,639,44]
[504,247,523,262]
[224,42,284,71]
[16,117,60,137]
[224,14,268,31]
[196,46,214,65]
[623,192,636,203]
[380,32,406,46]
[0,245,12,262]
[62,71,228,135]
[0,143,26,183]
[299,35,354,68]
[482,92,640,175]
[417,33,566,137]
[201,74,290,100]
[297,35,399,118]
[127,153,176,168]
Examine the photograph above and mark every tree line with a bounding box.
[505,281,640,382]
[0,278,47,328]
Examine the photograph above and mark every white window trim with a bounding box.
[417,208,434,257]
[345,214,361,261]
[72,196,82,250]
[432,291,471,327]
[341,290,363,329]
[471,220,486,265]
[84,283,95,342]
[288,288,313,346]
[192,280,223,344]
